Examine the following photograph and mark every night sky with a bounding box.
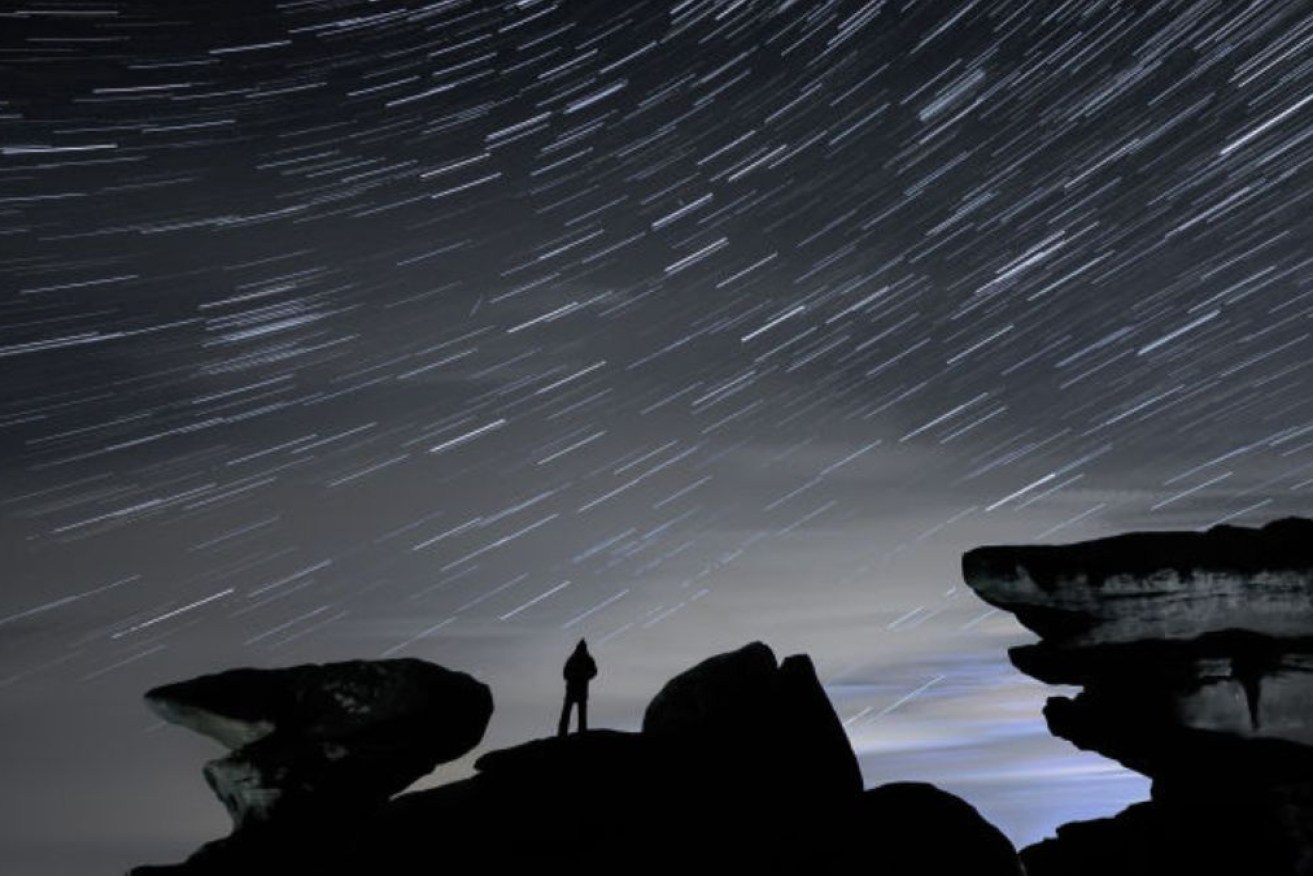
[4,1,1313,872]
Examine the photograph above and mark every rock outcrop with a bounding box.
[838,782,1024,876]
[133,643,1016,875]
[962,515,1313,645]
[131,517,1313,873]
[380,641,865,874]
[642,641,863,804]
[145,658,492,829]
[964,517,1313,876]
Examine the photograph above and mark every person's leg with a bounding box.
[579,697,587,732]
[558,695,571,737]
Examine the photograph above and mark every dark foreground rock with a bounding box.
[840,782,1023,876]
[642,641,863,803]
[1021,793,1313,876]
[964,516,1313,876]
[141,658,491,844]
[131,644,1017,875]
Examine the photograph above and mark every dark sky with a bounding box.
[4,1,1313,872]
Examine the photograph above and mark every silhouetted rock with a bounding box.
[834,782,1023,876]
[134,658,491,872]
[1021,795,1313,876]
[963,516,1313,645]
[132,644,1017,875]
[378,643,867,873]
[963,518,1313,769]
[643,640,778,735]
[643,640,863,804]
[377,730,689,874]
[963,517,1313,875]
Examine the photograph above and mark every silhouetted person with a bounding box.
[557,638,597,737]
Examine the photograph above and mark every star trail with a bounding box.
[3,1,1313,871]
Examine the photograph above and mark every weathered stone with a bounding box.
[642,640,779,738]
[1012,634,1313,754]
[963,517,1313,875]
[146,658,492,828]
[642,640,863,802]
[962,517,1313,646]
[134,645,1021,875]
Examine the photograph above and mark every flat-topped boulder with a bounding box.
[962,517,1313,646]
[963,517,1313,875]
[963,519,1313,761]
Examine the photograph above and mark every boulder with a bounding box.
[963,517,1313,875]
[642,641,863,804]
[962,519,1313,772]
[1011,633,1313,776]
[145,658,492,828]
[642,640,779,737]
[1021,795,1313,876]
[836,782,1023,876]
[962,516,1313,646]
